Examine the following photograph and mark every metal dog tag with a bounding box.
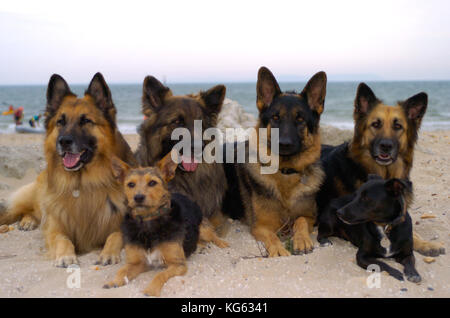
[380,237,390,249]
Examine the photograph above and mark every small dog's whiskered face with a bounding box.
[123,168,170,217]
[337,180,401,225]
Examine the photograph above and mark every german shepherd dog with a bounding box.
[134,76,229,248]
[316,83,445,256]
[0,73,136,267]
[225,67,327,257]
[104,153,202,297]
[321,175,421,283]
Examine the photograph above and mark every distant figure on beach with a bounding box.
[28,114,42,128]
[2,105,14,116]
[13,107,24,125]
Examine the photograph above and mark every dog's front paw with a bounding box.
[18,215,38,231]
[103,277,127,289]
[406,274,422,283]
[387,268,405,281]
[55,254,78,268]
[318,237,333,247]
[293,235,314,255]
[213,237,230,249]
[142,283,162,297]
[96,252,121,266]
[266,243,291,257]
[416,242,445,257]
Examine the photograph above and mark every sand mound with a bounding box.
[0,145,45,179]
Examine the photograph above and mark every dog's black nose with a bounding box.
[58,136,74,148]
[134,194,145,203]
[279,136,295,151]
[379,139,393,153]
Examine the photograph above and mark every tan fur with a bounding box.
[241,127,324,257]
[237,67,327,257]
[135,78,229,247]
[104,242,187,297]
[350,99,444,256]
[1,83,135,266]
[199,222,229,248]
[350,103,411,179]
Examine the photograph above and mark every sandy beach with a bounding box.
[0,124,449,298]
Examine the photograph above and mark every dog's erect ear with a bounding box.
[200,85,226,115]
[257,66,281,112]
[111,156,130,183]
[354,83,380,116]
[86,72,116,115]
[156,151,179,183]
[300,71,327,115]
[46,74,74,115]
[142,76,171,116]
[368,174,383,181]
[401,92,428,122]
[385,178,412,197]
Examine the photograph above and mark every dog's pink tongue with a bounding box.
[181,156,198,172]
[63,153,81,168]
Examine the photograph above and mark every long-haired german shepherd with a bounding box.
[316,83,445,256]
[0,73,137,267]
[134,76,229,248]
[225,67,327,257]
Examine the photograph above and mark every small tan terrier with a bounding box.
[104,152,224,296]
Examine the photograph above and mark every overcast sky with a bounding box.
[1,0,450,84]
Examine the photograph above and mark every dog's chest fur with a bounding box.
[375,225,395,257]
[40,172,126,253]
[168,162,226,218]
[246,162,324,218]
[146,248,164,267]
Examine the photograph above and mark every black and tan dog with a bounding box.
[104,153,202,297]
[316,83,445,256]
[225,67,327,257]
[319,175,421,283]
[134,76,229,248]
[0,73,136,267]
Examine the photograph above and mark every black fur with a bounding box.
[316,142,368,216]
[317,177,421,283]
[122,193,202,258]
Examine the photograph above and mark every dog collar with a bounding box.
[141,202,171,221]
[381,196,408,234]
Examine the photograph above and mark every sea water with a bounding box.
[0,81,448,134]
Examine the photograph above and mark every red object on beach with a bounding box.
[14,108,23,117]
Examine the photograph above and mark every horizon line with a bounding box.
[1,78,450,86]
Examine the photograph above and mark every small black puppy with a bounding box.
[317,175,421,283]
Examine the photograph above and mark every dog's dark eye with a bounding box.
[296,115,304,123]
[393,122,402,131]
[371,120,381,129]
[56,115,66,127]
[148,180,157,187]
[172,117,184,126]
[127,182,135,188]
[80,115,93,126]
[360,191,370,202]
